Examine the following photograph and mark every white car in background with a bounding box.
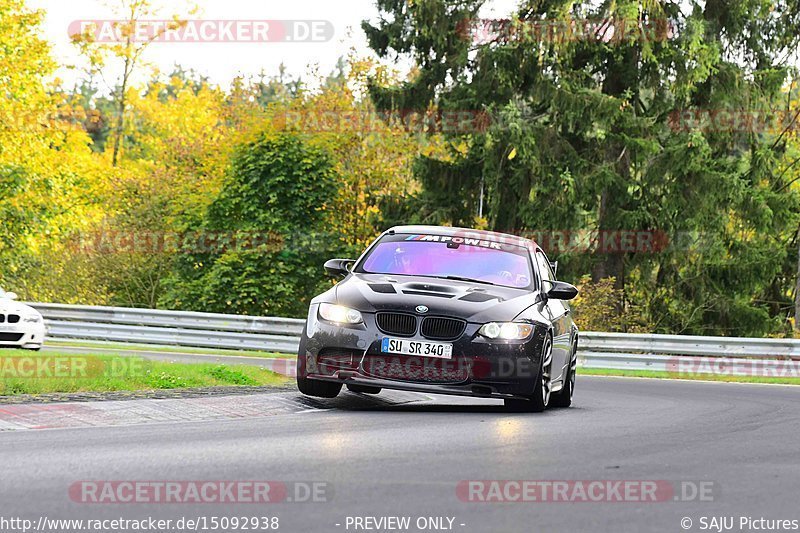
[0,289,46,350]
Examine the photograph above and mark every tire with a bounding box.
[346,384,382,394]
[297,375,342,398]
[504,333,553,413]
[551,339,577,408]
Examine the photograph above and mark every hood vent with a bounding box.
[459,292,501,303]
[402,290,455,298]
[368,283,397,294]
[404,283,456,294]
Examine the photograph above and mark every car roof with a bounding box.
[385,225,539,251]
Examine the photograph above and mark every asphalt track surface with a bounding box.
[1,375,799,533]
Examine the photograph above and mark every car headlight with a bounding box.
[23,315,42,323]
[318,303,363,325]
[479,322,533,340]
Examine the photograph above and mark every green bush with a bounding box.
[160,132,341,317]
[571,276,651,333]
[205,365,258,386]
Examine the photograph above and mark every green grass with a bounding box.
[0,349,289,396]
[45,340,289,358]
[578,366,800,385]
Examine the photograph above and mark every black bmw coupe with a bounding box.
[296,226,579,412]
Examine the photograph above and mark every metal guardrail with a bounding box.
[581,331,800,358]
[577,332,799,373]
[31,303,303,353]
[27,303,800,372]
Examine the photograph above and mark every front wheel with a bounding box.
[297,376,342,398]
[551,339,577,408]
[504,334,552,413]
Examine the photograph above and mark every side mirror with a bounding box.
[324,258,355,278]
[544,280,578,301]
[4,292,18,300]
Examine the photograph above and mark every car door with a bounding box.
[534,251,570,384]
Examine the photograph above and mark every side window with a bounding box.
[535,251,554,283]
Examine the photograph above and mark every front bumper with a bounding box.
[298,309,547,400]
[0,322,46,348]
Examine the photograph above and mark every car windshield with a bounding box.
[358,234,533,288]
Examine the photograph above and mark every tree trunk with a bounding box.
[111,94,125,167]
[111,51,132,167]
[591,44,637,292]
[591,190,625,291]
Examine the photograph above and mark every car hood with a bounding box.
[332,273,540,323]
[0,299,38,317]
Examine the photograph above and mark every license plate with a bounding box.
[380,337,453,359]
